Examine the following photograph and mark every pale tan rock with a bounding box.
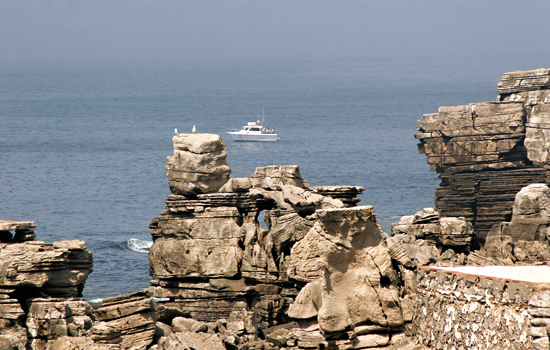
[157,331,226,350]
[288,207,406,335]
[497,68,550,97]
[166,133,231,195]
[287,281,322,319]
[90,321,122,342]
[170,316,207,333]
[512,183,550,222]
[52,240,87,250]
[267,212,315,256]
[101,312,155,350]
[93,291,156,350]
[525,103,550,164]
[50,336,92,350]
[171,316,193,333]
[0,329,27,350]
[0,297,25,320]
[240,223,278,282]
[334,333,390,348]
[26,298,94,339]
[501,183,550,242]
[155,321,173,342]
[392,209,476,254]
[0,220,37,231]
[281,185,323,207]
[218,177,252,193]
[149,237,242,278]
[94,297,154,321]
[250,165,309,190]
[0,241,92,297]
[172,133,226,154]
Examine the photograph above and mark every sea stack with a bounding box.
[166,133,231,196]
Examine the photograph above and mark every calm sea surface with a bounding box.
[0,55,533,300]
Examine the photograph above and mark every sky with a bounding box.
[1,0,549,63]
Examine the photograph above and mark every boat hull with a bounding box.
[228,132,278,142]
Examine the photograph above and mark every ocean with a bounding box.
[0,54,541,300]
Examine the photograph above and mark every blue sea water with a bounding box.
[0,54,542,300]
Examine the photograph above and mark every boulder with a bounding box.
[94,291,156,350]
[391,208,477,254]
[288,206,411,335]
[0,240,92,297]
[219,177,252,193]
[166,133,231,195]
[250,165,309,190]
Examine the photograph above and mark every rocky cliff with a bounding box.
[146,133,420,349]
[8,67,550,349]
[415,68,550,241]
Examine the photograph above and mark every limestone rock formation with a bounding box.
[149,134,370,335]
[146,133,429,348]
[147,175,365,326]
[93,291,156,350]
[476,183,550,265]
[166,133,231,195]
[0,239,92,298]
[26,298,95,350]
[391,208,478,257]
[416,68,550,240]
[0,221,92,299]
[287,207,416,338]
[0,221,95,349]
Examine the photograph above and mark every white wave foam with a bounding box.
[88,298,103,305]
[127,238,153,252]
[153,297,170,303]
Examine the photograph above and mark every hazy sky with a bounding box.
[1,0,549,62]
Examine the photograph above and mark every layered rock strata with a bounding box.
[287,206,417,345]
[416,68,550,241]
[0,221,93,299]
[472,183,550,266]
[149,134,365,327]
[0,221,162,350]
[391,208,478,257]
[92,291,157,349]
[166,133,231,195]
[147,133,423,349]
[0,221,94,349]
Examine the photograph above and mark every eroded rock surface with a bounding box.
[416,68,550,240]
[144,133,428,348]
[474,183,550,266]
[288,207,415,337]
[391,208,478,258]
[166,133,231,195]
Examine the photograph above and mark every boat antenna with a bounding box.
[261,108,265,124]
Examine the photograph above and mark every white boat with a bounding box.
[228,113,279,142]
